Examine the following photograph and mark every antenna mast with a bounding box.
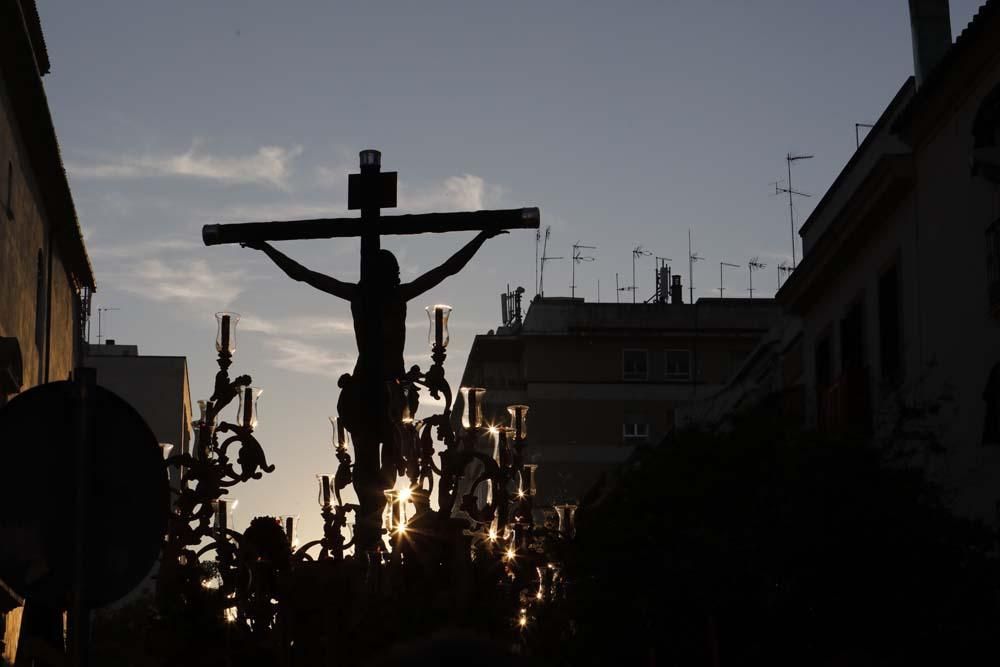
[534,228,541,297]
[688,230,703,305]
[777,261,792,290]
[718,261,739,298]
[748,257,767,299]
[631,245,652,304]
[95,307,120,345]
[773,153,813,268]
[571,242,596,299]
[538,227,562,298]
[651,256,672,303]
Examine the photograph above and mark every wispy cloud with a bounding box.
[398,175,503,212]
[67,142,304,189]
[240,313,355,338]
[314,164,353,190]
[88,238,201,260]
[105,257,246,305]
[266,338,355,378]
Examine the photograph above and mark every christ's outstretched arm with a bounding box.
[399,230,508,301]
[244,241,358,301]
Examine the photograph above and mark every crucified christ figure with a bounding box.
[244,230,505,543]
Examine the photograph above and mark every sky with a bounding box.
[37,0,986,541]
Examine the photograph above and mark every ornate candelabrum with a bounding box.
[156,305,577,651]
[160,312,276,626]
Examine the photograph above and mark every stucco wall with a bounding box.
[0,69,80,395]
[797,55,1000,521]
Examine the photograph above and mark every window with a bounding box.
[622,349,648,381]
[665,349,691,380]
[878,264,902,386]
[623,422,649,443]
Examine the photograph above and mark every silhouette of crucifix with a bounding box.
[202,149,539,552]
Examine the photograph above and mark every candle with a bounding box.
[522,464,538,497]
[220,314,230,352]
[435,306,443,348]
[285,516,295,544]
[216,500,228,532]
[468,389,478,429]
[242,386,253,428]
[320,475,332,506]
[498,429,510,467]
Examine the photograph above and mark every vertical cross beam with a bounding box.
[355,149,395,553]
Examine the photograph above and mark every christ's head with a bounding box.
[377,249,401,290]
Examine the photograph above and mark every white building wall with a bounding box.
[798,56,1000,522]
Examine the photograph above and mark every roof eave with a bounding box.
[0,1,95,290]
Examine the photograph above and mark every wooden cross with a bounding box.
[202,149,539,551]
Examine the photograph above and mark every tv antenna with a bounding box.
[571,242,596,299]
[631,245,652,304]
[615,272,633,304]
[534,228,541,297]
[771,152,813,268]
[649,256,672,303]
[687,230,703,304]
[718,261,739,298]
[747,257,767,299]
[777,261,793,290]
[95,307,121,345]
[538,227,562,298]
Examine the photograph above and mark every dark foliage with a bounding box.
[533,419,1000,666]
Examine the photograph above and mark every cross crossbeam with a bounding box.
[203,208,540,246]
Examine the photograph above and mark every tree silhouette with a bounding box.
[537,416,1000,666]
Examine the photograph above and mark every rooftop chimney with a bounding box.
[670,275,683,305]
[908,0,952,87]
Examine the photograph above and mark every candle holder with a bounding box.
[160,311,275,630]
[425,304,452,350]
[317,473,335,509]
[460,387,486,430]
[215,312,240,362]
[553,503,577,539]
[279,515,299,548]
[507,404,529,442]
[330,415,352,451]
[236,386,263,430]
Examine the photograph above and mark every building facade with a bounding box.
[83,341,192,609]
[84,341,193,479]
[776,0,1000,520]
[0,1,96,662]
[0,1,94,405]
[459,293,781,507]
